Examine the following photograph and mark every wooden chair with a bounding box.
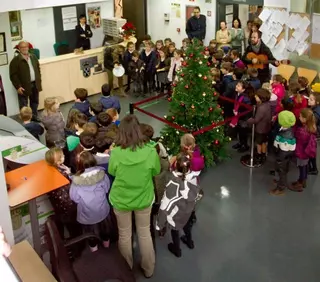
[277,64,296,82]
[45,216,135,282]
[297,67,317,85]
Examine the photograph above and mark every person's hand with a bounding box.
[17,87,25,95]
[252,58,258,64]
[0,226,11,257]
[136,68,138,72]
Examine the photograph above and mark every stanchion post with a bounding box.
[129,103,134,114]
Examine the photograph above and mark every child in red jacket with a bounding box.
[289,82,308,119]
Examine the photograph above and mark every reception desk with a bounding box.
[39,46,126,110]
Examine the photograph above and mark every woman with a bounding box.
[75,14,93,50]
[230,18,244,55]
[216,21,231,50]
[103,45,126,97]
[108,114,160,278]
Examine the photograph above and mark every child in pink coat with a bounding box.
[271,74,286,114]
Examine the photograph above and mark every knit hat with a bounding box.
[66,136,80,152]
[278,110,296,128]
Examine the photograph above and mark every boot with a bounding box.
[308,169,319,175]
[125,86,130,92]
[289,180,305,192]
[168,243,181,258]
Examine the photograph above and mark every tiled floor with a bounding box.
[55,94,320,281]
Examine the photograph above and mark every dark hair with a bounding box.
[76,151,97,174]
[66,108,81,131]
[182,38,190,44]
[95,135,114,153]
[209,39,217,45]
[80,132,96,150]
[164,38,172,43]
[256,88,271,103]
[115,114,145,150]
[194,6,200,12]
[75,113,88,128]
[140,123,154,140]
[221,62,233,72]
[132,50,139,58]
[90,101,103,115]
[233,68,244,80]
[247,68,258,78]
[97,112,112,127]
[126,41,134,48]
[281,97,294,111]
[220,20,227,25]
[232,18,242,28]
[143,34,152,41]
[74,88,88,102]
[237,80,255,100]
[175,152,191,180]
[83,122,98,136]
[310,92,320,105]
[168,42,176,48]
[298,76,309,88]
[79,14,86,20]
[156,39,164,45]
[252,30,262,38]
[247,20,253,25]
[174,49,183,57]
[101,83,111,96]
[231,49,240,58]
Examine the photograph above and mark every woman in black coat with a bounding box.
[75,14,93,50]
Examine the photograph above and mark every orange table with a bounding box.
[6,160,69,255]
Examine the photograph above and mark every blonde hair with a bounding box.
[180,133,195,156]
[300,108,316,134]
[20,106,32,121]
[43,97,59,116]
[45,147,63,167]
[106,108,118,119]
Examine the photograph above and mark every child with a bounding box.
[99,83,121,113]
[45,148,81,239]
[83,122,98,136]
[106,108,120,126]
[270,110,296,196]
[74,112,88,136]
[70,151,111,252]
[271,74,286,114]
[140,41,157,94]
[89,101,103,123]
[41,97,66,148]
[247,68,261,90]
[231,50,246,69]
[164,38,172,48]
[167,42,176,58]
[157,152,201,258]
[80,132,96,152]
[208,40,223,61]
[220,62,234,93]
[155,40,164,57]
[20,106,44,140]
[231,80,252,152]
[123,41,136,92]
[128,50,145,96]
[97,112,113,137]
[308,91,320,175]
[181,38,190,54]
[289,82,308,119]
[247,89,272,163]
[65,109,81,137]
[298,76,310,98]
[156,47,171,93]
[94,134,114,173]
[168,50,183,83]
[290,108,317,192]
[72,88,91,118]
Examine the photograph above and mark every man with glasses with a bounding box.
[9,41,42,122]
[186,6,206,41]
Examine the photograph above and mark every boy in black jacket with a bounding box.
[20,107,44,140]
[123,41,135,92]
[72,88,92,118]
[128,51,145,96]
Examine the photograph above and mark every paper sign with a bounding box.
[259,8,272,22]
[312,13,320,44]
[287,37,298,52]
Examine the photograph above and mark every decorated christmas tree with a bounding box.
[161,40,229,167]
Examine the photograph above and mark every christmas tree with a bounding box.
[161,40,229,167]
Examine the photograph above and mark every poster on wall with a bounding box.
[171,3,181,18]
[207,11,212,17]
[87,6,101,29]
[0,33,6,53]
[114,0,123,18]
[62,6,77,31]
[186,5,195,22]
[9,11,22,41]
[226,5,233,14]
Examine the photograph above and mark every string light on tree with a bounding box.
[202,92,206,97]
[199,61,203,65]
[198,74,202,78]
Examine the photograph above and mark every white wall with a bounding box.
[147,0,216,47]
[264,0,290,9]
[11,8,56,59]
[0,12,19,116]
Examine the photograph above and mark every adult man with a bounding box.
[242,31,279,84]
[186,6,206,41]
[9,41,42,122]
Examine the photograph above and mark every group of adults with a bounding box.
[186,6,279,83]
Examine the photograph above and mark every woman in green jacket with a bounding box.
[230,18,244,55]
[108,114,160,279]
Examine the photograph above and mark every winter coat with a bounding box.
[247,102,272,134]
[108,144,161,211]
[233,59,246,69]
[186,14,206,40]
[294,126,317,160]
[123,50,134,72]
[157,171,200,230]
[70,167,110,225]
[248,78,261,90]
[221,74,234,94]
[312,105,320,137]
[272,84,285,114]
[274,127,296,161]
[9,52,42,97]
[128,59,145,82]
[99,95,121,113]
[23,122,44,141]
[292,95,308,119]
[72,100,92,118]
[168,57,183,82]
[41,111,66,146]
[139,50,157,73]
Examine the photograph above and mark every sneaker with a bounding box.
[103,240,110,248]
[308,169,318,175]
[232,143,241,149]
[168,243,181,258]
[237,145,249,153]
[90,245,98,252]
[269,188,285,196]
[181,236,194,249]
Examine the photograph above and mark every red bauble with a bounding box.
[213,92,217,96]
[214,140,219,145]
[191,105,195,109]
[221,111,224,115]
[172,116,175,120]
[209,107,213,112]
[182,61,187,67]
[207,62,211,66]
[212,122,215,126]
[180,103,185,107]
[180,73,185,77]
[203,76,208,80]
[189,53,194,58]
[172,83,177,87]
[185,85,189,89]
[167,97,172,102]
[204,47,209,51]
[217,104,220,108]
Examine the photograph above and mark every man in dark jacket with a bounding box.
[9,41,42,122]
[242,31,279,84]
[186,6,206,41]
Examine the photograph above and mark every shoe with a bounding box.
[103,240,110,248]
[125,86,130,92]
[269,188,285,196]
[31,116,41,123]
[181,236,194,249]
[232,143,241,149]
[168,243,181,258]
[291,180,306,188]
[237,145,249,153]
[140,266,153,279]
[289,181,305,192]
[89,245,98,252]
[308,169,318,175]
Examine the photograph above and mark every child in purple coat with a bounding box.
[231,49,246,69]
[290,108,317,192]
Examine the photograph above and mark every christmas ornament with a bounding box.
[189,53,194,58]
[180,102,185,107]
[217,104,220,108]
[228,137,232,141]
[167,97,172,102]
[203,76,208,80]
[204,47,209,51]
[199,61,203,65]
[172,116,175,120]
[202,92,206,97]
[209,107,213,112]
[182,61,187,67]
[221,110,224,115]
[180,73,185,77]
[191,105,195,109]
[185,85,189,89]
[213,92,217,96]
[204,55,208,59]
[176,131,179,134]
[164,115,167,119]
[207,62,211,66]
[172,83,177,87]
[198,74,203,78]
[214,140,219,145]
